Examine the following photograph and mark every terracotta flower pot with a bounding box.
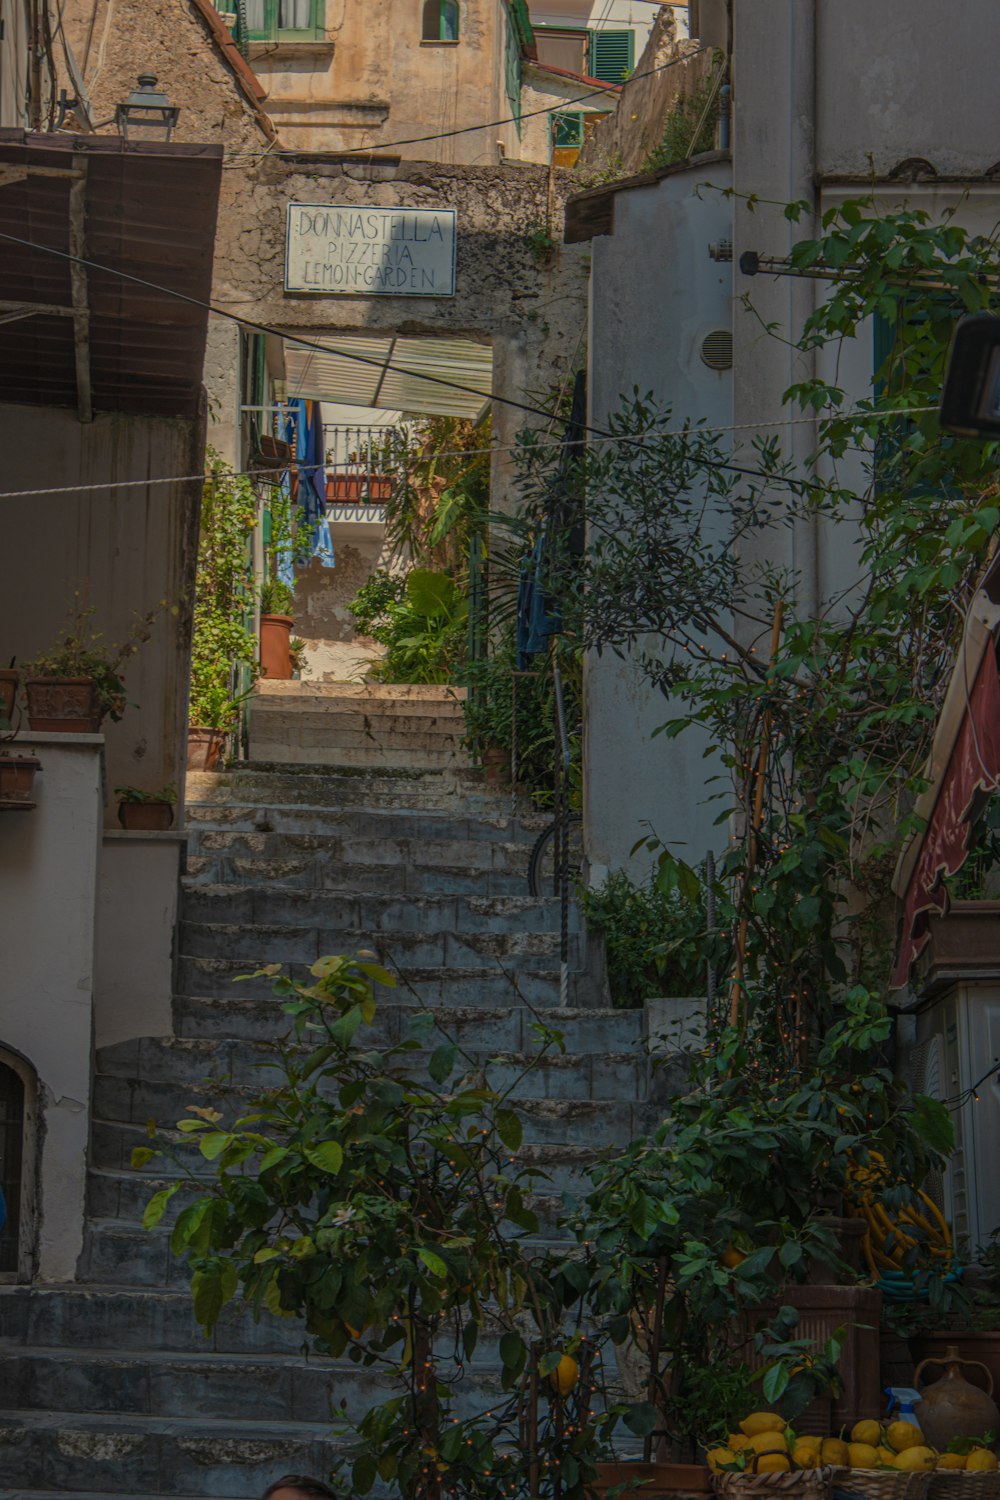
[187,727,226,771]
[0,753,41,811]
[327,474,393,504]
[117,800,174,831]
[25,677,101,733]
[260,613,293,680]
[0,668,18,725]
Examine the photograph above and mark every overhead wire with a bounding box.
[218,45,706,165]
[0,405,939,501]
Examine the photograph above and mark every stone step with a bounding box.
[249,707,467,745]
[89,1093,652,1176]
[172,961,569,1007]
[177,923,573,974]
[178,887,562,935]
[246,740,469,771]
[0,1406,346,1497]
[169,993,643,1050]
[185,765,527,815]
[94,1036,646,1101]
[183,854,529,898]
[2,1345,490,1428]
[254,681,468,702]
[185,809,543,848]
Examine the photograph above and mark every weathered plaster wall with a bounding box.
[519,69,620,166]
[584,158,732,879]
[212,157,590,513]
[0,403,202,828]
[814,0,1000,178]
[576,7,710,179]
[0,734,102,1281]
[248,0,518,162]
[60,0,269,148]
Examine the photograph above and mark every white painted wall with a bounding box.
[0,733,102,1281]
[95,833,181,1049]
[585,157,732,879]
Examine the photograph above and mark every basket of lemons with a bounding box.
[828,1419,996,1500]
[707,1412,835,1499]
[927,1435,1000,1500]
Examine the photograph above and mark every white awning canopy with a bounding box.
[283,334,493,419]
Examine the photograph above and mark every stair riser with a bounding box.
[186,807,547,843]
[246,742,468,771]
[178,891,561,935]
[3,1350,498,1428]
[248,708,466,736]
[184,858,529,898]
[173,964,569,1007]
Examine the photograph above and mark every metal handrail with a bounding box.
[551,657,572,1006]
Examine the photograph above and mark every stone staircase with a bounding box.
[247,681,469,770]
[0,742,661,1500]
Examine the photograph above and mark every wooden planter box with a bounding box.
[917,902,1000,993]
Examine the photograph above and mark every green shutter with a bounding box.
[589,28,633,83]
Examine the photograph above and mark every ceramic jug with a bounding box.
[914,1344,1000,1451]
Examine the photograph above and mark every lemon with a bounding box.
[727,1435,751,1453]
[848,1443,881,1469]
[822,1438,850,1466]
[966,1450,999,1472]
[852,1421,882,1447]
[755,1453,792,1473]
[722,1245,748,1269]
[707,1448,739,1473]
[893,1447,936,1472]
[877,1447,897,1467]
[887,1422,925,1453]
[740,1413,787,1437]
[748,1430,789,1455]
[794,1436,823,1456]
[549,1353,580,1397]
[936,1454,967,1470]
[793,1446,820,1470]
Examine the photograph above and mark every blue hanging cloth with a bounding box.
[285,397,335,569]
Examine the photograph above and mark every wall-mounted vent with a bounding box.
[700,329,733,370]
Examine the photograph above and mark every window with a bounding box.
[243,0,324,39]
[422,0,459,41]
[551,110,608,167]
[589,28,634,83]
[534,27,589,75]
[504,9,522,132]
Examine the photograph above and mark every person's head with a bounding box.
[262,1478,338,1500]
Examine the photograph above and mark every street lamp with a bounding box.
[115,75,180,143]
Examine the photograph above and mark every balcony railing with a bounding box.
[324,424,409,522]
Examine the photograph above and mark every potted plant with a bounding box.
[288,636,307,677]
[0,661,18,727]
[115,785,177,831]
[259,576,295,680]
[0,751,41,811]
[187,682,238,772]
[22,605,156,733]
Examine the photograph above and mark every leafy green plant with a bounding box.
[348,568,468,684]
[24,602,159,722]
[289,637,307,675]
[114,784,177,804]
[382,416,490,574]
[643,62,722,171]
[523,224,559,266]
[190,455,258,731]
[565,994,954,1452]
[138,954,614,1500]
[580,864,730,1008]
[259,577,295,616]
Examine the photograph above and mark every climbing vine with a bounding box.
[189,451,259,729]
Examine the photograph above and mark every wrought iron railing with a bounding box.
[324,424,410,519]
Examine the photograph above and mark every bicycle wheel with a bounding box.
[528,812,583,898]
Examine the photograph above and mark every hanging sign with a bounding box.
[285,203,457,296]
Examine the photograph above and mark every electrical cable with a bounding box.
[0,405,938,501]
[218,45,706,164]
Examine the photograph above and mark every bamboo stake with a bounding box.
[728,600,784,1029]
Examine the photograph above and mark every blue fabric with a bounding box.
[516,533,560,670]
[285,398,335,569]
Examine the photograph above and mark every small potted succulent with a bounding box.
[289,637,307,677]
[22,605,156,733]
[259,577,295,681]
[115,785,177,831]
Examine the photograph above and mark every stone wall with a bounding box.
[210,156,590,513]
[575,5,713,180]
[60,0,271,148]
